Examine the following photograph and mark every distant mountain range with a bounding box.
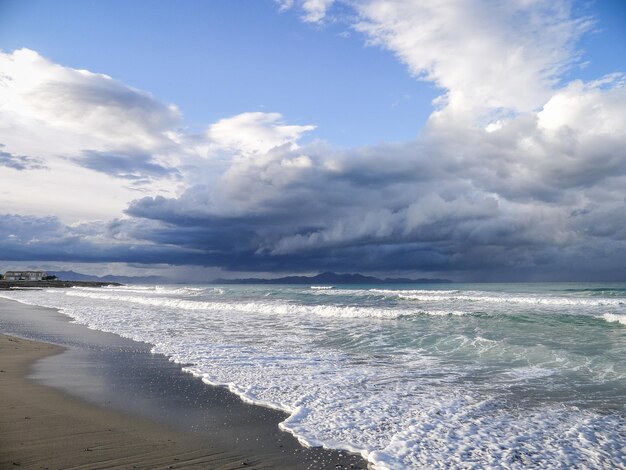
[212,272,452,285]
[51,270,452,285]
[50,271,166,284]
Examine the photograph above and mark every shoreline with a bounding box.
[0,279,121,289]
[0,333,238,469]
[0,298,367,469]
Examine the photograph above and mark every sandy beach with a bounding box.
[0,298,366,469]
[0,333,238,469]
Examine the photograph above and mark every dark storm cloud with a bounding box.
[111,90,626,280]
[71,150,180,182]
[0,214,201,265]
[5,93,626,281]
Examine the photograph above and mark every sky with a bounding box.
[0,0,625,282]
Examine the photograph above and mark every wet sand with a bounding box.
[0,298,366,469]
[0,333,244,469]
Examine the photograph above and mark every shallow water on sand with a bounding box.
[2,282,625,469]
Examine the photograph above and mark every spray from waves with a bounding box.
[603,313,626,326]
[310,288,460,297]
[308,288,626,318]
[370,289,460,296]
[71,285,214,296]
[369,289,626,307]
[62,289,464,319]
[64,290,404,319]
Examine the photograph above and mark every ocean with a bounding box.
[1,283,625,469]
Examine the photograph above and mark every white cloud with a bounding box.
[0,49,320,224]
[302,0,335,22]
[348,0,591,120]
[207,112,315,157]
[0,49,186,221]
[276,0,295,12]
[0,49,190,220]
[0,48,181,151]
[538,75,626,134]
[277,0,335,23]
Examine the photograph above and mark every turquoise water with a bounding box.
[2,282,625,468]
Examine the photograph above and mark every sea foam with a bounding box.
[603,313,626,326]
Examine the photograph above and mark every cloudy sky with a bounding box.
[1,0,625,281]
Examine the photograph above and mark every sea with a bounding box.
[1,282,625,469]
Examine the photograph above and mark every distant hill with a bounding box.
[212,272,452,285]
[51,271,165,285]
[49,270,452,285]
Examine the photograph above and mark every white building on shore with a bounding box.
[3,270,47,281]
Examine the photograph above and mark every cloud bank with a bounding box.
[2,1,626,280]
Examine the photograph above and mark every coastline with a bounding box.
[0,333,236,469]
[0,298,366,469]
[0,279,121,289]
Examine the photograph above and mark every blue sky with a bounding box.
[0,0,439,147]
[571,0,626,80]
[1,0,626,281]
